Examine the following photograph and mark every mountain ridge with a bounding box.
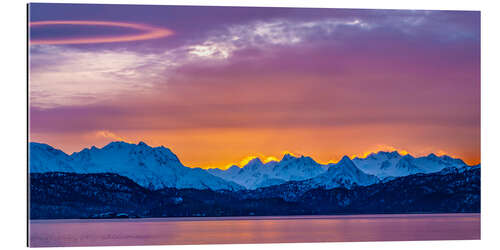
[30,141,243,191]
[29,141,474,191]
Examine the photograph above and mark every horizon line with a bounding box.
[28,140,477,170]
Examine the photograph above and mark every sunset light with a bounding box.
[29,20,173,45]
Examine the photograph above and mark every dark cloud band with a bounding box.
[29,20,174,45]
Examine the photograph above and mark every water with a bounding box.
[29,213,480,247]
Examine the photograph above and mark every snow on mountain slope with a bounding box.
[273,154,329,180]
[352,151,468,178]
[29,141,243,191]
[29,142,76,173]
[208,158,280,189]
[211,151,464,190]
[438,163,481,175]
[303,156,379,189]
[30,141,473,191]
[208,154,328,189]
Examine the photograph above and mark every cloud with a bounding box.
[185,17,373,60]
[30,20,173,45]
[29,45,180,108]
[29,11,479,110]
[94,130,131,143]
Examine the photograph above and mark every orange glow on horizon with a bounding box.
[184,146,473,170]
[213,147,479,170]
[349,144,410,160]
[29,20,174,45]
[225,154,281,169]
[30,127,480,170]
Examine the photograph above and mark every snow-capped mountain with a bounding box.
[235,156,381,202]
[210,151,471,190]
[304,156,379,189]
[29,142,76,173]
[29,141,243,191]
[352,151,468,178]
[30,141,474,192]
[208,158,279,189]
[274,154,329,180]
[208,154,328,189]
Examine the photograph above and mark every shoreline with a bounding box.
[29,212,481,223]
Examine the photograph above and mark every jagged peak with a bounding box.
[69,141,180,165]
[386,151,402,158]
[30,142,53,148]
[299,155,314,161]
[339,155,351,161]
[401,154,415,160]
[427,153,438,158]
[154,145,175,155]
[360,150,408,160]
[337,155,355,168]
[439,155,453,160]
[100,141,174,153]
[228,165,241,170]
[245,157,264,167]
[29,142,68,156]
[264,160,279,165]
[102,141,134,149]
[281,153,297,161]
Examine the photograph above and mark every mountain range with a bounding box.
[30,142,242,191]
[30,141,474,191]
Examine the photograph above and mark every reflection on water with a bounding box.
[29,213,480,247]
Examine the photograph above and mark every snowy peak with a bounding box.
[209,152,328,190]
[273,154,327,180]
[426,153,440,161]
[281,153,297,162]
[30,142,67,156]
[364,151,402,160]
[102,141,130,149]
[304,157,378,189]
[352,151,469,178]
[29,141,242,191]
[383,151,402,158]
[331,156,377,183]
[30,142,474,192]
[245,158,264,168]
[277,154,320,169]
[336,155,355,169]
[226,165,240,172]
[76,141,183,168]
[29,142,75,173]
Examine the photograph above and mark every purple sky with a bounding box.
[29,4,480,168]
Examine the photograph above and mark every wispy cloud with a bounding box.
[29,45,180,108]
[28,16,382,109]
[28,8,480,166]
[94,130,131,143]
[30,12,476,109]
[186,17,373,60]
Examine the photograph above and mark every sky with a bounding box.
[28,3,480,168]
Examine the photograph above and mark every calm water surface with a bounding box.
[29,213,480,247]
